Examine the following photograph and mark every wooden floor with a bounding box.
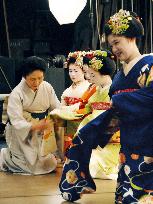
[0,167,116,204]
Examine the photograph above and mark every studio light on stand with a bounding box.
[48,0,87,25]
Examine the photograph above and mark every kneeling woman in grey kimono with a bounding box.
[0,56,60,175]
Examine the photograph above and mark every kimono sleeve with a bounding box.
[49,85,60,110]
[61,91,67,106]
[73,108,116,149]
[7,91,32,140]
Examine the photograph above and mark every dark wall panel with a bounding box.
[0,57,15,94]
[45,68,65,100]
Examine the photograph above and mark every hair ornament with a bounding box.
[67,51,84,67]
[108,9,133,35]
[84,50,108,72]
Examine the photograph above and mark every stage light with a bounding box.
[48,0,87,25]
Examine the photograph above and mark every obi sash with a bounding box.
[91,102,111,110]
[114,88,138,95]
[31,109,48,120]
[64,97,82,105]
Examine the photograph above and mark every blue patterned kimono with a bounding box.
[59,55,153,203]
[111,55,153,204]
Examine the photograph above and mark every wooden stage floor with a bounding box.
[0,167,116,204]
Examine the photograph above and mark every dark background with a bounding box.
[0,0,152,94]
[1,0,152,57]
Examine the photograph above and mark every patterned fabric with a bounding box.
[60,141,96,202]
[114,88,138,95]
[59,54,153,202]
[76,86,120,180]
[61,80,90,106]
[91,102,111,110]
[64,96,82,105]
[115,149,153,204]
[59,109,117,201]
[111,54,153,203]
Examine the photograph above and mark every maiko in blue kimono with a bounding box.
[110,55,153,204]
[59,54,153,203]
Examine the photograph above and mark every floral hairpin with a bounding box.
[108,9,132,35]
[84,50,108,72]
[67,51,84,67]
[94,50,107,57]
[83,51,94,59]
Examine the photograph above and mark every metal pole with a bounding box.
[131,0,133,11]
[121,0,124,9]
[90,0,95,49]
[90,0,92,10]
[3,0,11,57]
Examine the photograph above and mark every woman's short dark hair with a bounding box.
[104,10,144,38]
[21,56,47,77]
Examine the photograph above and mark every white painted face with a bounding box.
[88,67,104,85]
[68,63,84,83]
[107,34,135,63]
[82,64,92,83]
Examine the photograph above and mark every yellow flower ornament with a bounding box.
[108,9,132,35]
[88,50,108,72]
[67,51,84,67]
[90,58,103,71]
[94,50,107,57]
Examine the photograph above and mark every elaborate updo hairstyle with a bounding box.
[104,9,144,38]
[84,50,116,78]
[100,51,116,77]
[22,56,47,77]
[66,51,84,68]
[83,55,91,65]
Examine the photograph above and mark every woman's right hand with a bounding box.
[31,119,51,132]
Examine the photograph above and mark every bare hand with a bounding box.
[31,119,51,132]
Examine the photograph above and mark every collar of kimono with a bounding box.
[123,54,143,76]
[22,77,40,93]
[81,84,97,103]
[96,84,110,97]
